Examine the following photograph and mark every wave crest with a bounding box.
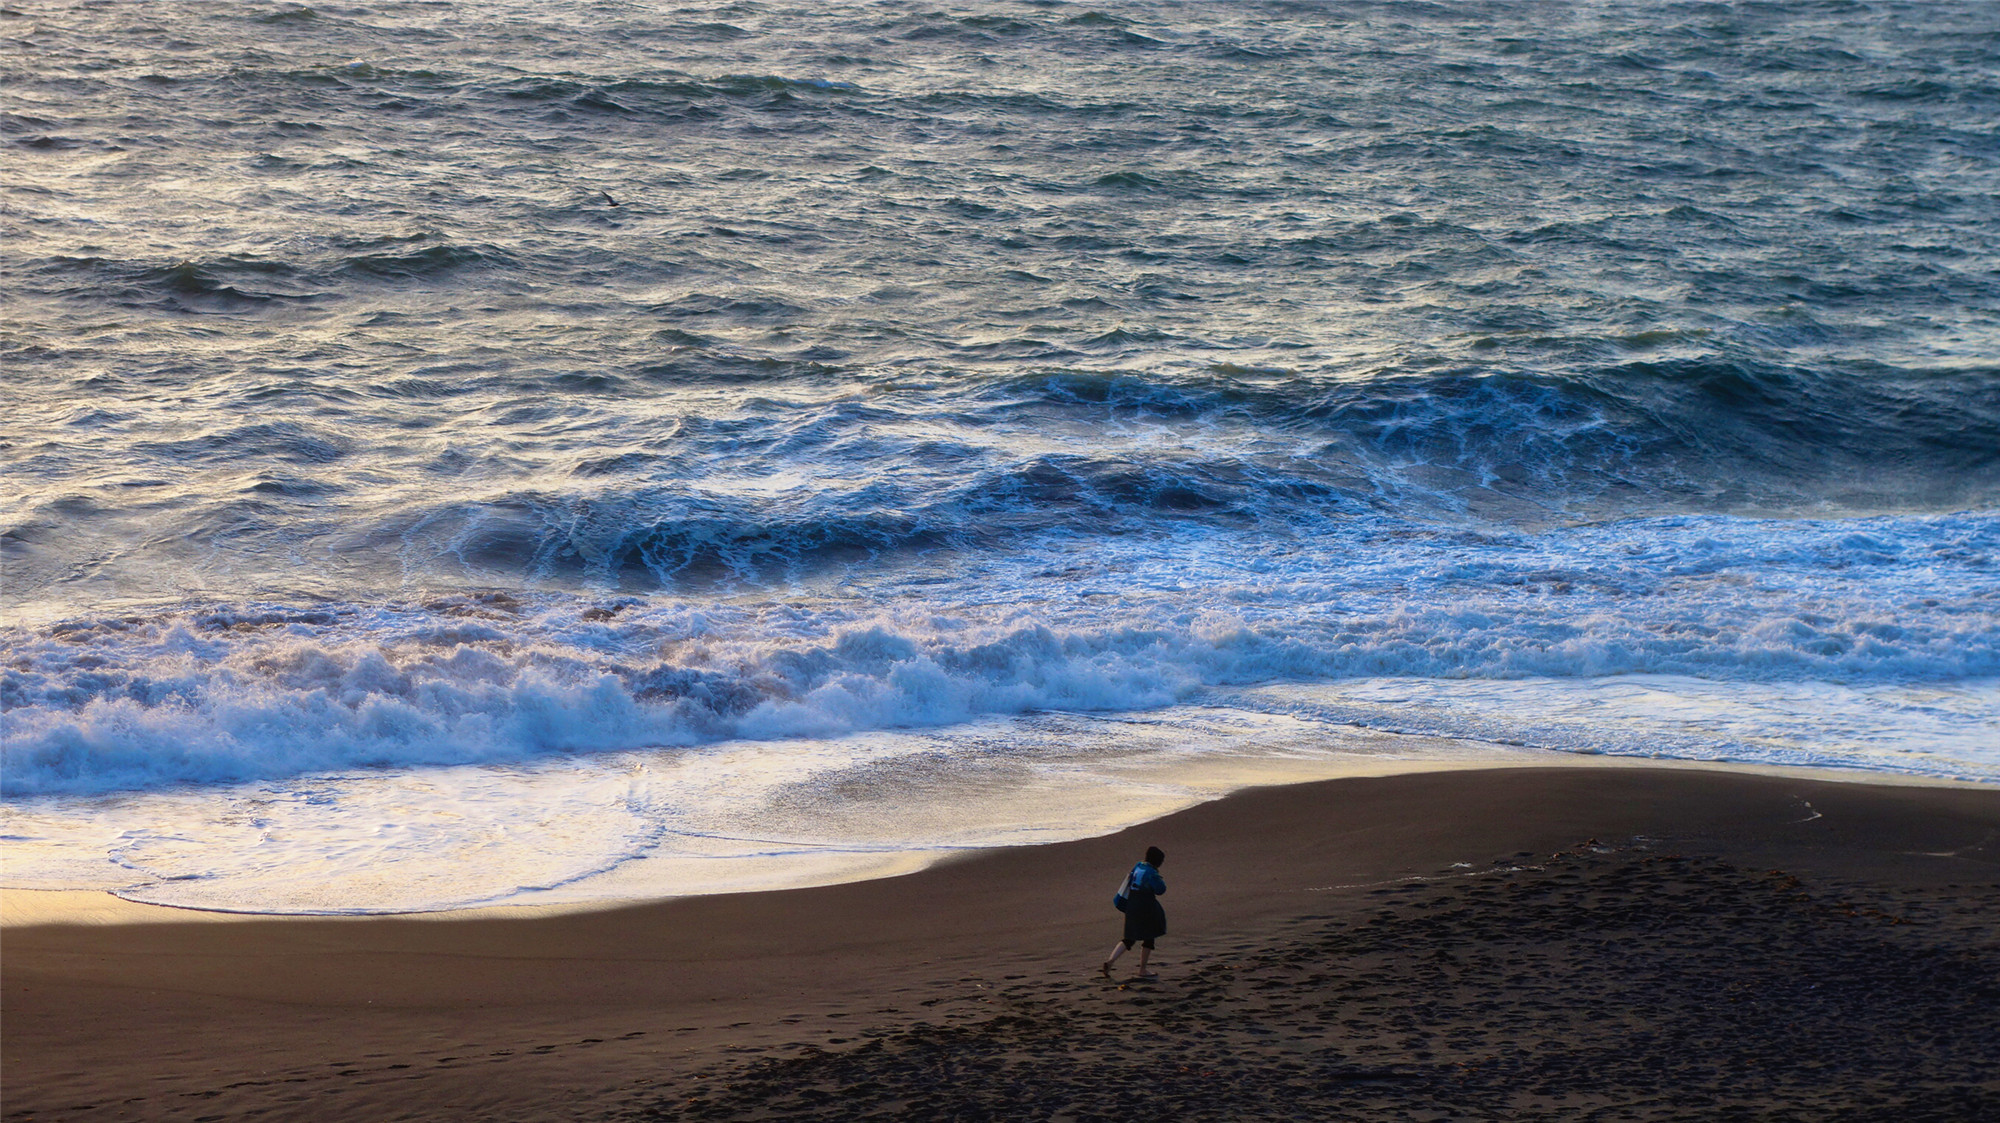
[6,511,1994,796]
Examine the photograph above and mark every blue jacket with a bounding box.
[1127,862,1165,896]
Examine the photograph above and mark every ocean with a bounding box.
[4,0,1996,914]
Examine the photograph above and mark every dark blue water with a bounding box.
[3,0,1996,911]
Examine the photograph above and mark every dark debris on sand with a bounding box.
[615,849,2000,1122]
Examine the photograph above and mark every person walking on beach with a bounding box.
[1103,846,1167,980]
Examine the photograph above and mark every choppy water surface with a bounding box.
[4,0,1997,912]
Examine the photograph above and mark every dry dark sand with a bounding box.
[5,765,1998,1122]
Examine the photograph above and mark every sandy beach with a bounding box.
[5,764,1998,1122]
[10,2,1999,1119]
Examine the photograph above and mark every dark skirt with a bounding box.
[1122,891,1166,943]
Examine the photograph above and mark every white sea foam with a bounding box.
[5,675,1991,915]
[1,708,1512,914]
[4,511,1994,799]
[11,508,1990,914]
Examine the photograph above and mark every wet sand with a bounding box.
[5,765,1998,1121]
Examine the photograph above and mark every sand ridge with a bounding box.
[615,846,1999,1120]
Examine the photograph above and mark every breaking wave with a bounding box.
[6,511,1995,796]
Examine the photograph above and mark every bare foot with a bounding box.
[1135,971,1160,980]
[1100,961,1114,978]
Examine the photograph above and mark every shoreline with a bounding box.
[5,763,1997,1121]
[6,753,1992,929]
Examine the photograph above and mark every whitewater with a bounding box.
[4,0,1996,913]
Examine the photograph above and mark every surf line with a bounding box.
[1300,865,1546,894]
[1300,837,1649,893]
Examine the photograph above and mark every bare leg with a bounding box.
[1102,942,1128,977]
[1136,945,1156,978]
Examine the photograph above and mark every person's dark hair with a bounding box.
[1145,846,1165,866]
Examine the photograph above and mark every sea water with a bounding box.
[4,0,1996,913]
